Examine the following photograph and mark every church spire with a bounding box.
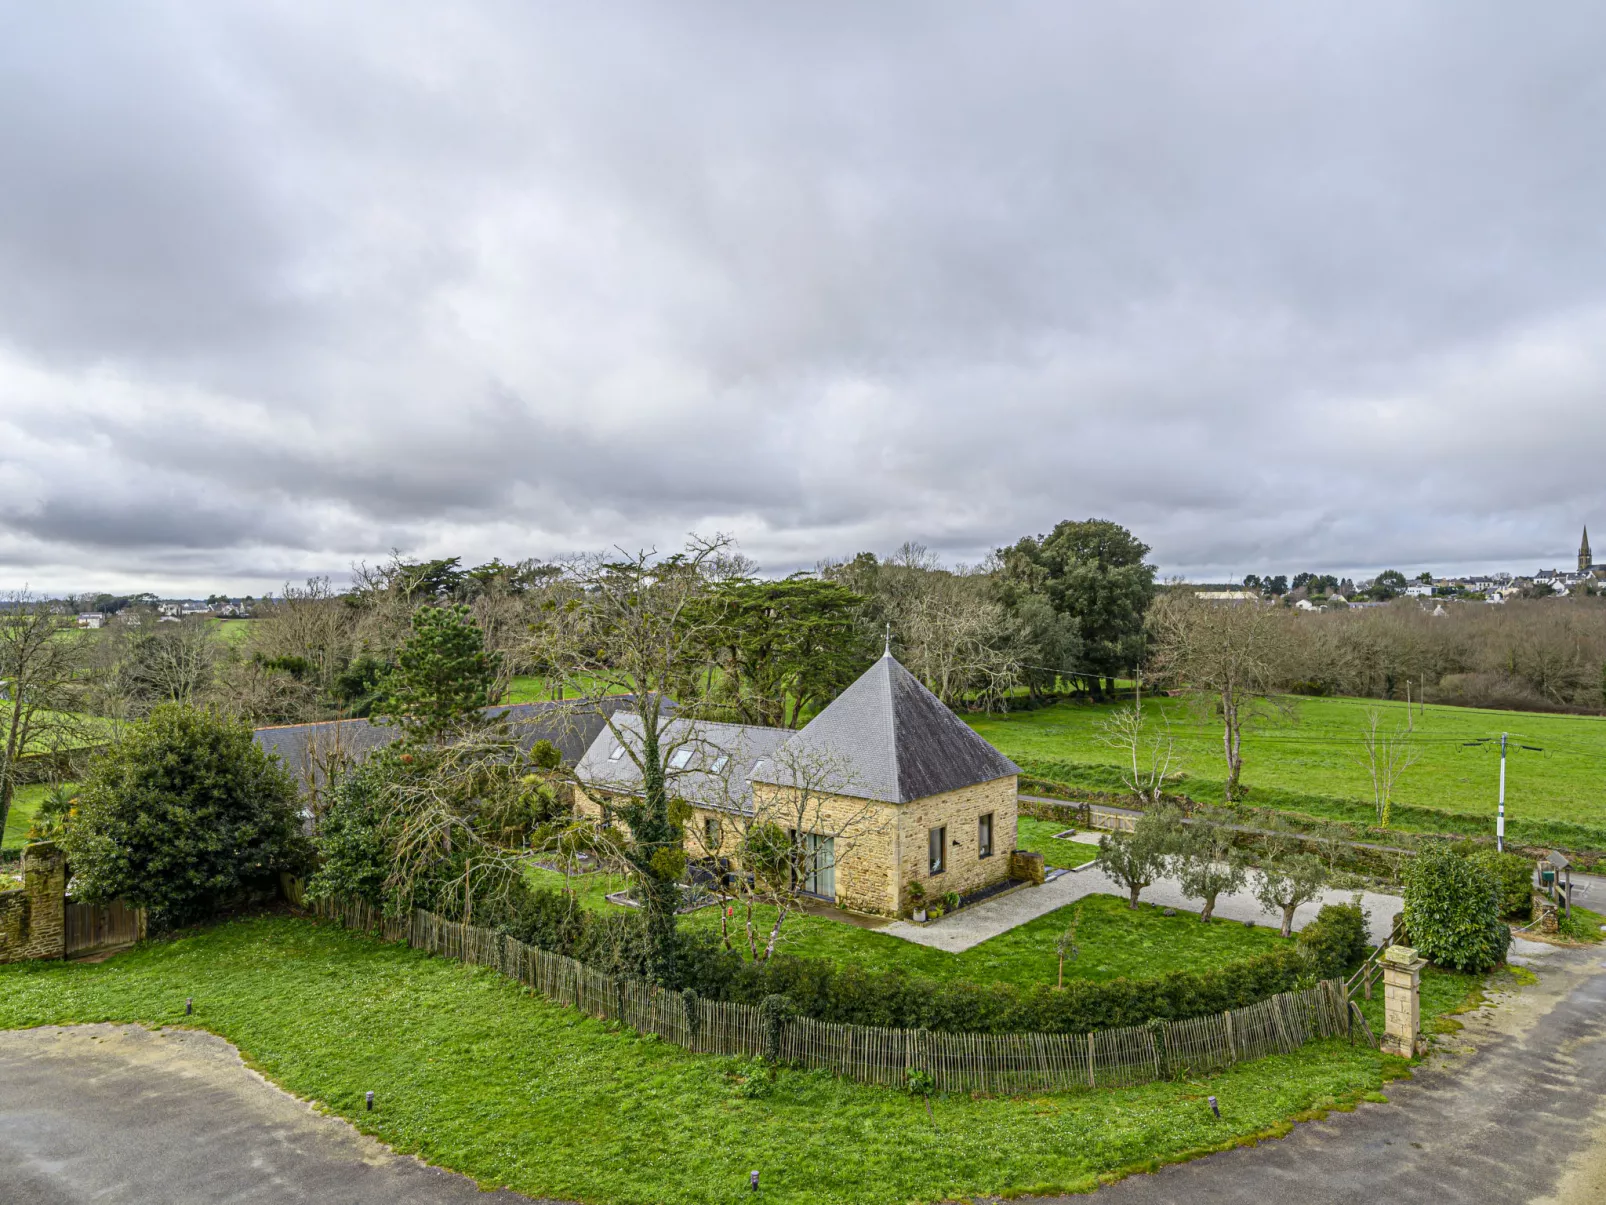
[1582,525,1593,573]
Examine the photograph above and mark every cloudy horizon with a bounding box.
[3,2,1604,597]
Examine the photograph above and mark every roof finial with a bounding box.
[884,622,892,658]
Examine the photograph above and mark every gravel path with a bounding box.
[883,848,1403,951]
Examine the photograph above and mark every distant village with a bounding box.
[1193,525,1604,610]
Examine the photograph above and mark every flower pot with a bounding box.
[912,908,927,923]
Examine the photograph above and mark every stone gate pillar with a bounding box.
[1379,945,1426,1058]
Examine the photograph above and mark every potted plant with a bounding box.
[906,879,927,922]
[927,905,945,920]
[942,890,961,914]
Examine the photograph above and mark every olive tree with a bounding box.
[1094,805,1184,909]
[1174,814,1248,922]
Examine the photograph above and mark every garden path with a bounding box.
[882,853,1403,952]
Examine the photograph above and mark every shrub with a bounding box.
[1465,848,1534,920]
[1403,846,1511,972]
[61,705,310,928]
[1297,898,1372,978]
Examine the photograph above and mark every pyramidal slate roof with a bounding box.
[751,653,1019,804]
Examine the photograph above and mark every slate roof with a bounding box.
[574,717,793,814]
[254,698,641,795]
[750,653,1019,804]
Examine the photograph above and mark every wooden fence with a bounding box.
[64,899,145,955]
[314,896,1357,1094]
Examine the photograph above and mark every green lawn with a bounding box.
[0,915,1482,1204]
[969,694,1606,845]
[526,853,1287,989]
[504,674,626,704]
[2,783,51,850]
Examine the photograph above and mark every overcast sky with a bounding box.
[3,2,1605,596]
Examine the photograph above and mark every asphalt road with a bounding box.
[0,1024,547,1204]
[1026,940,1606,1204]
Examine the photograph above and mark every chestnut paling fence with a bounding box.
[314,896,1358,1094]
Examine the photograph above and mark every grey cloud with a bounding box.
[2,0,1605,594]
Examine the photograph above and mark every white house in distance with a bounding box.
[574,651,1022,918]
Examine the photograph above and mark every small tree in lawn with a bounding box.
[61,704,310,928]
[1054,904,1083,988]
[1254,841,1329,938]
[1095,805,1183,909]
[375,604,500,740]
[1174,814,1248,922]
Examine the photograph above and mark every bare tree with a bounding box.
[1096,703,1177,805]
[689,737,885,962]
[1351,707,1421,828]
[526,536,733,983]
[121,618,217,709]
[1147,592,1292,802]
[0,593,93,837]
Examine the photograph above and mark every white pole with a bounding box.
[1497,732,1507,852]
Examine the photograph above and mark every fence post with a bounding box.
[1224,1009,1235,1062]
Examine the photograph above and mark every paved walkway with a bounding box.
[883,847,1403,951]
[0,1024,546,1204]
[1033,941,1606,1203]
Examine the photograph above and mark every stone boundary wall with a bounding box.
[0,842,67,963]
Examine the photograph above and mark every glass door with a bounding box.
[802,834,835,899]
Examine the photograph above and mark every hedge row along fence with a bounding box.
[315,895,1360,1095]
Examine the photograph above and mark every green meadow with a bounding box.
[967,693,1606,848]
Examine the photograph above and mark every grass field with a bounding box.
[2,783,51,850]
[968,693,1606,847]
[0,915,1482,1204]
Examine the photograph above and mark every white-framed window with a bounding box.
[704,816,721,850]
[978,812,994,859]
[670,748,695,770]
[928,826,946,875]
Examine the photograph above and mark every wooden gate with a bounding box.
[64,900,144,955]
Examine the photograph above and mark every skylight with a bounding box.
[608,745,627,761]
[670,748,695,769]
[710,755,729,773]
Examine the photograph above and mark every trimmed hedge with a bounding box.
[479,883,1316,1036]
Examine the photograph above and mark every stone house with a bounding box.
[573,652,1020,918]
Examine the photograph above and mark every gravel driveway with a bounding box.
[0,1024,551,1204]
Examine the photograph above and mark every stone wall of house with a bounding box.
[895,776,1018,913]
[0,842,67,964]
[572,776,1019,920]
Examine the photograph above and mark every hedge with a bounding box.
[488,883,1315,1036]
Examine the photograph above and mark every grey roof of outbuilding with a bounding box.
[254,698,641,794]
[574,717,793,814]
[750,653,1019,804]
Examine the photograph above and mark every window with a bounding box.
[978,812,994,859]
[670,748,695,770]
[928,826,946,875]
[704,816,721,850]
[607,745,627,762]
[710,755,729,774]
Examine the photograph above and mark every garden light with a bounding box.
[750,1170,759,1191]
[366,1091,375,1111]
[1208,1096,1220,1118]
[185,997,192,1016]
